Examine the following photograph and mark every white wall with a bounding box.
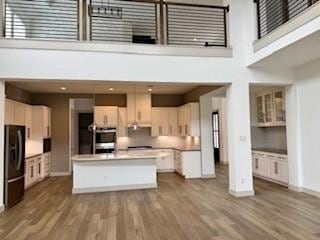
[0,80,5,212]
[294,59,320,194]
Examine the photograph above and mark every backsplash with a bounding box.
[25,140,43,156]
[251,126,287,150]
[117,128,200,150]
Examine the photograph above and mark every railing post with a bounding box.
[159,0,164,44]
[223,6,229,47]
[254,0,261,39]
[1,0,5,38]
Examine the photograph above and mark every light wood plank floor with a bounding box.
[0,165,320,240]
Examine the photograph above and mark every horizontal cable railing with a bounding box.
[89,0,157,44]
[166,3,229,47]
[255,0,319,39]
[4,0,79,40]
[3,0,230,48]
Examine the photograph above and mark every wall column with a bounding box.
[0,80,5,212]
[286,84,303,190]
[226,80,254,197]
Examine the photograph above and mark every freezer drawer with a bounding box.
[5,176,25,208]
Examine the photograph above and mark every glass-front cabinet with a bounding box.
[255,88,286,127]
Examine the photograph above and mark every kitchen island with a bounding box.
[71,151,168,194]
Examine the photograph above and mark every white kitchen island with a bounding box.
[71,151,166,194]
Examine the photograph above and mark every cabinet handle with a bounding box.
[169,126,172,135]
[138,111,142,121]
[255,158,259,169]
[159,126,162,135]
[105,115,108,125]
[179,125,182,134]
[31,166,33,178]
[47,126,50,137]
[27,128,30,139]
[39,163,41,174]
[275,162,278,174]
[185,125,188,136]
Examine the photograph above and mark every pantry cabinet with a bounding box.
[127,94,152,127]
[32,106,52,139]
[118,108,128,137]
[255,88,286,127]
[252,151,288,185]
[94,106,118,127]
[178,103,200,137]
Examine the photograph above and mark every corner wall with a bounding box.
[295,59,320,194]
[0,80,5,212]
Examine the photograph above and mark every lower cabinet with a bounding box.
[252,151,288,185]
[25,153,51,189]
[156,149,175,172]
[174,150,201,179]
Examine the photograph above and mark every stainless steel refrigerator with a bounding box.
[4,125,25,208]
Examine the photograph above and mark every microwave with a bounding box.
[94,128,117,153]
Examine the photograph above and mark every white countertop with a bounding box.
[25,153,43,159]
[72,151,171,162]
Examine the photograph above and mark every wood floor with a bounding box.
[1,165,320,240]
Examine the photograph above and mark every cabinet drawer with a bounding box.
[269,160,288,183]
[252,156,268,177]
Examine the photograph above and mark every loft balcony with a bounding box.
[0,0,231,57]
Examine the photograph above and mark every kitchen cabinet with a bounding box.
[168,108,179,136]
[155,149,175,172]
[152,108,169,136]
[25,104,32,140]
[5,99,14,125]
[32,106,52,139]
[25,157,37,188]
[252,151,288,185]
[118,108,128,137]
[5,99,26,126]
[174,150,201,179]
[127,94,151,127]
[42,152,51,178]
[94,106,118,127]
[255,88,286,127]
[178,103,200,137]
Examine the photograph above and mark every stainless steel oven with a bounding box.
[94,128,117,153]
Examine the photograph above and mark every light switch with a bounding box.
[239,136,247,142]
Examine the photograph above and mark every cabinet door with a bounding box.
[188,103,200,137]
[269,159,288,183]
[94,107,118,127]
[14,102,26,126]
[25,161,30,188]
[273,89,286,124]
[36,157,42,180]
[126,94,136,124]
[47,108,52,138]
[25,105,32,140]
[118,108,128,137]
[151,108,169,136]
[29,160,36,184]
[168,108,178,136]
[264,93,273,124]
[256,95,264,124]
[5,99,15,125]
[135,94,151,125]
[178,106,186,136]
[43,107,50,138]
[253,154,268,177]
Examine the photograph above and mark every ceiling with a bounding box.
[8,80,202,95]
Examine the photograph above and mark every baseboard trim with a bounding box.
[157,169,175,173]
[289,185,320,198]
[73,183,157,194]
[202,174,216,179]
[50,172,71,177]
[0,204,5,213]
[229,189,255,198]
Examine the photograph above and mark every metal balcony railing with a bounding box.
[255,0,319,39]
[3,0,230,48]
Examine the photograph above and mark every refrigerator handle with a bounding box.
[17,130,23,171]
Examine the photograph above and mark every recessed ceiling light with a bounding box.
[109,87,114,91]
[60,86,67,91]
[148,86,153,92]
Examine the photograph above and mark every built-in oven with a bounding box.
[43,138,51,153]
[94,128,117,154]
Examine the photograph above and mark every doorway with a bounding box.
[78,113,93,154]
[212,112,220,163]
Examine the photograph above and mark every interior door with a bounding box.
[212,112,220,163]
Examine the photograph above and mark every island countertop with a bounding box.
[72,151,171,162]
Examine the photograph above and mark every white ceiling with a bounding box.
[8,80,201,94]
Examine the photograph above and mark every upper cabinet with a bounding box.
[152,108,169,137]
[255,88,286,127]
[5,99,26,126]
[127,94,151,127]
[168,108,179,136]
[178,103,200,137]
[32,106,52,139]
[118,108,128,137]
[94,106,118,127]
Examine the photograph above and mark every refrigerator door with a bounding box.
[4,125,25,208]
[5,125,25,180]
